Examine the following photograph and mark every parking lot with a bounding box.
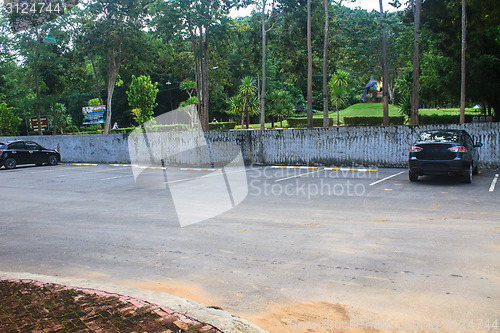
[1,163,499,331]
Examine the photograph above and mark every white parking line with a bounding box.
[100,175,133,181]
[489,174,499,192]
[55,168,117,178]
[180,168,223,171]
[275,169,322,182]
[271,166,318,170]
[134,166,166,170]
[324,167,378,172]
[164,168,247,184]
[369,171,406,186]
[109,164,135,167]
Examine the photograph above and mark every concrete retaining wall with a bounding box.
[0,134,130,164]
[2,123,499,168]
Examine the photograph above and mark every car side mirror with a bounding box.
[474,142,483,148]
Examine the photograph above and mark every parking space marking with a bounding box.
[489,174,499,192]
[72,163,98,166]
[324,167,378,172]
[369,171,406,186]
[165,168,247,184]
[134,166,166,170]
[271,166,319,170]
[29,168,60,173]
[100,175,134,181]
[55,167,123,178]
[275,169,322,182]
[180,168,223,171]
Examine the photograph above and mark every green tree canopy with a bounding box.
[126,75,159,127]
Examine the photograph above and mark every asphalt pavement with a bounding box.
[1,163,499,332]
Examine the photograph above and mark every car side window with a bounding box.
[26,142,42,150]
[8,142,25,149]
[463,132,474,147]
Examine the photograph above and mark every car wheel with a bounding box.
[464,164,472,183]
[4,158,16,169]
[472,163,479,175]
[48,155,59,166]
[409,170,419,182]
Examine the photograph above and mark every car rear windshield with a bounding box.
[418,131,460,143]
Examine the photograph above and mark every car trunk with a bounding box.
[415,143,456,160]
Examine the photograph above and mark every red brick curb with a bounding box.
[0,277,223,332]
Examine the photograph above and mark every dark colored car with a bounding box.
[0,140,61,169]
[408,129,482,183]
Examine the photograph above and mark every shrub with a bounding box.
[234,125,254,130]
[209,121,237,131]
[343,117,405,126]
[418,114,476,124]
[287,117,333,128]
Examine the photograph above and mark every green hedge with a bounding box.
[418,114,477,124]
[287,117,333,128]
[342,114,494,126]
[209,121,237,131]
[343,117,405,126]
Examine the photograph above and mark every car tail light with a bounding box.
[410,146,423,152]
[448,146,467,153]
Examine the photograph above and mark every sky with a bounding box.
[231,0,402,18]
[344,0,402,12]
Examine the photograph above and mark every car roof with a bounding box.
[420,129,461,134]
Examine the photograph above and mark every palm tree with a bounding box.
[239,77,257,128]
[180,79,196,98]
[268,90,294,127]
[226,94,259,128]
[227,95,244,124]
[328,70,349,125]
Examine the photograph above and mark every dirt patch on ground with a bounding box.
[124,279,221,308]
[244,301,379,333]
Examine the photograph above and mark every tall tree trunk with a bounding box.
[52,103,57,135]
[260,0,267,130]
[380,0,389,126]
[322,0,329,128]
[307,0,313,128]
[104,47,118,134]
[336,102,339,126]
[104,39,122,135]
[190,31,203,127]
[460,0,466,124]
[242,95,248,128]
[202,28,210,131]
[411,0,421,125]
[89,54,103,106]
[34,32,42,136]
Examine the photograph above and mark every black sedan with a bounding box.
[408,129,482,183]
[0,140,61,169]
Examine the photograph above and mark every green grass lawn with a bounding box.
[331,103,401,120]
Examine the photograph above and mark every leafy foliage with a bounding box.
[267,89,294,127]
[0,0,498,134]
[0,102,21,135]
[126,75,159,126]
